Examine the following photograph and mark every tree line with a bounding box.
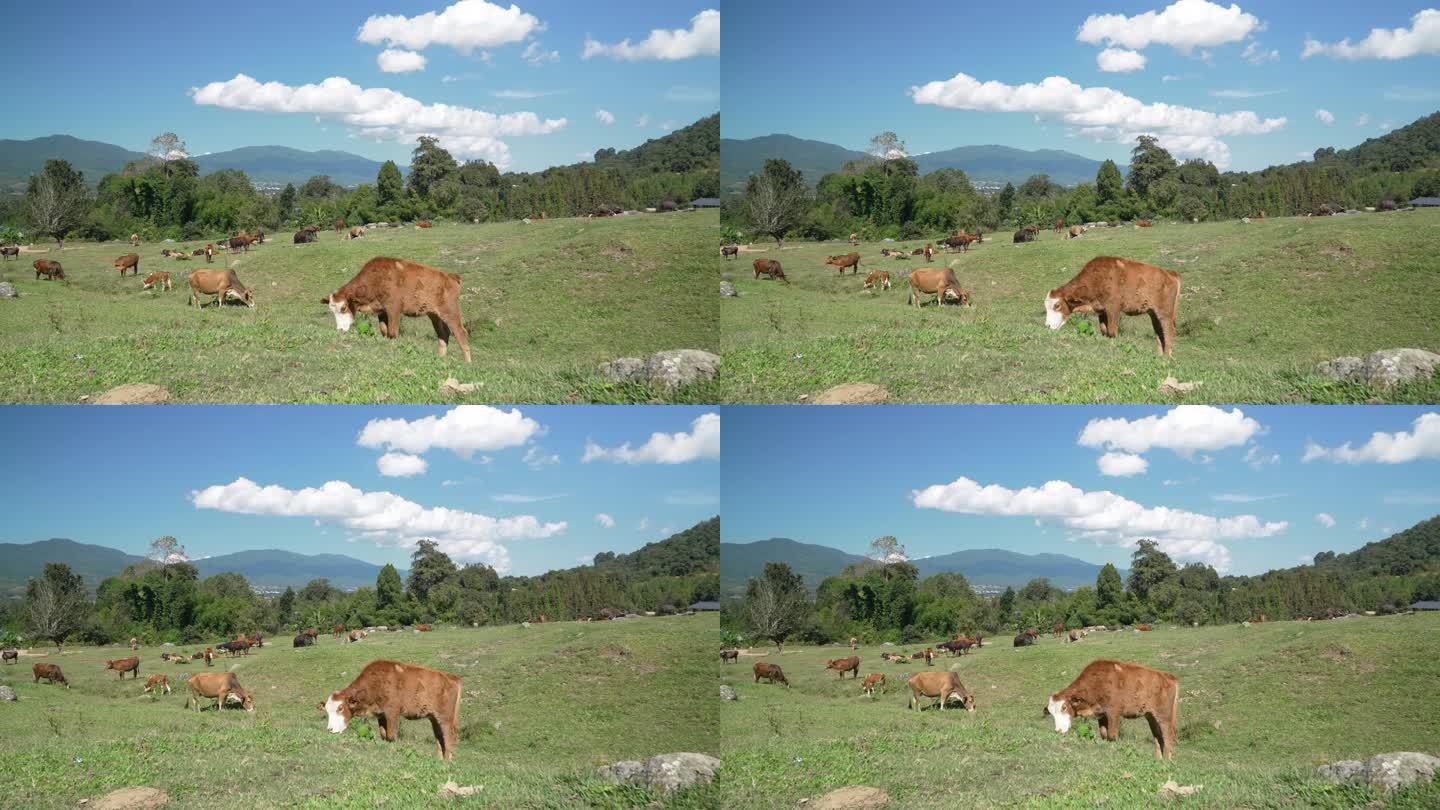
[0,116,719,246]
[725,116,1440,244]
[723,520,1440,649]
[1,519,719,648]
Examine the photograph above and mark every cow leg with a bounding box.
[383,306,402,339]
[1145,713,1166,759]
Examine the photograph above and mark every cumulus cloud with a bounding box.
[1241,41,1279,64]
[1097,47,1147,72]
[522,446,559,468]
[583,413,719,464]
[521,41,559,65]
[594,513,615,528]
[190,477,566,572]
[1302,413,1440,464]
[1077,0,1261,53]
[1097,452,1149,477]
[357,0,541,53]
[190,74,566,168]
[1078,406,1262,457]
[377,452,428,477]
[1315,108,1335,125]
[595,108,615,125]
[1243,445,1280,468]
[377,48,428,73]
[1316,512,1336,528]
[911,476,1287,571]
[1302,9,1440,60]
[357,406,541,458]
[583,9,719,61]
[910,72,1285,168]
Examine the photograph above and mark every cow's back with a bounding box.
[1078,257,1180,308]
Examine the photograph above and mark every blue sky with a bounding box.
[722,1,1440,171]
[0,406,719,577]
[3,1,718,172]
[722,406,1440,576]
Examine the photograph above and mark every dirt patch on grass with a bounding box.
[600,242,632,259]
[1321,241,1353,258]
[600,645,631,659]
[1321,643,1351,660]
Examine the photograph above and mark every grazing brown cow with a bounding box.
[321,660,462,760]
[189,269,256,308]
[1136,623,1153,632]
[825,252,861,275]
[863,270,891,291]
[1045,659,1179,760]
[188,671,254,712]
[1014,632,1037,647]
[1013,228,1036,244]
[908,267,969,308]
[33,663,69,687]
[720,649,739,663]
[752,258,788,283]
[825,655,860,679]
[143,673,171,695]
[218,641,249,657]
[938,639,971,656]
[721,244,739,259]
[335,218,345,235]
[333,624,345,639]
[33,260,64,281]
[322,257,472,362]
[1,245,20,260]
[106,656,141,679]
[416,624,433,632]
[862,673,885,696]
[416,220,433,229]
[2,649,17,664]
[348,226,365,239]
[1044,256,1182,355]
[908,671,975,712]
[753,662,789,686]
[142,271,172,292]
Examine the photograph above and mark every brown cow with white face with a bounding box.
[1044,256,1181,355]
[862,673,885,696]
[321,257,471,362]
[189,269,256,308]
[1045,659,1179,760]
[863,270,891,291]
[320,660,462,760]
[142,271,172,292]
[143,673,171,695]
[908,267,969,308]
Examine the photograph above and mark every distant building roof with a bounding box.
[690,197,721,207]
[1411,600,1440,610]
[689,600,721,611]
[1410,197,1440,206]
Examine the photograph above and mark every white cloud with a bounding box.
[490,493,562,503]
[660,120,675,131]
[1077,0,1262,53]
[1097,47,1147,72]
[1380,121,1393,131]
[583,9,720,61]
[442,479,461,486]
[595,108,615,125]
[594,513,615,528]
[576,554,595,565]
[1302,413,1440,464]
[912,476,1288,571]
[1212,493,1283,503]
[636,113,650,127]
[1302,9,1440,60]
[1241,41,1279,64]
[1079,406,1262,457]
[357,0,541,53]
[377,452,428,477]
[189,74,565,169]
[190,477,567,572]
[910,72,1285,168]
[1358,518,1370,530]
[1316,512,1336,528]
[523,446,559,468]
[521,41,559,65]
[1243,445,1280,469]
[583,413,719,464]
[1162,74,1184,82]
[638,517,650,531]
[377,48,428,73]
[1097,452,1149,477]
[1163,479,1183,486]
[491,89,565,99]
[357,406,541,458]
[1356,113,1370,127]
[1314,108,1335,125]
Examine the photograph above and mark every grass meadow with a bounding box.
[0,615,717,808]
[719,210,1440,403]
[719,613,1440,808]
[0,211,718,404]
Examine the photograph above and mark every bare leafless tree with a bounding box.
[27,174,89,249]
[745,572,810,653]
[26,577,87,651]
[746,172,809,248]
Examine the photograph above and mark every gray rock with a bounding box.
[719,685,737,701]
[0,685,16,701]
[595,752,719,795]
[0,282,17,298]
[1316,349,1440,389]
[720,281,737,297]
[1317,752,1440,792]
[599,349,720,392]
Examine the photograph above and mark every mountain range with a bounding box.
[0,538,401,595]
[720,537,1122,596]
[720,133,1122,190]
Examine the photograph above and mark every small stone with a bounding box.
[0,282,18,298]
[0,685,17,701]
[1316,349,1440,389]
[720,281,737,297]
[720,685,738,701]
[594,752,719,795]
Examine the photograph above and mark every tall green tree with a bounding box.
[998,585,1016,621]
[376,563,404,610]
[277,183,297,221]
[1096,160,1124,205]
[996,182,1016,221]
[277,586,296,624]
[377,161,404,208]
[407,136,459,200]
[1096,563,1124,609]
[407,540,458,606]
[1127,539,1179,603]
[1126,135,1178,203]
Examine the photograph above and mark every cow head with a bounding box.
[227,287,256,308]
[952,691,977,712]
[1045,692,1084,732]
[321,692,354,732]
[1044,290,1071,330]
[323,294,355,331]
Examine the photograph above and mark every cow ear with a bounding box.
[319,296,329,305]
[1070,695,1087,708]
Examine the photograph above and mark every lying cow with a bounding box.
[415,624,433,632]
[159,653,188,663]
[189,269,256,309]
[188,671,254,712]
[825,655,860,679]
[294,229,316,244]
[349,630,363,642]
[1044,257,1182,355]
[322,257,472,362]
[33,663,69,687]
[863,270,891,291]
[320,659,463,760]
[348,226,365,239]
[1069,225,1082,239]
[143,673,171,695]
[106,655,140,679]
[908,267,969,308]
[1136,623,1153,632]
[908,671,975,712]
[416,220,433,229]
[1045,659,1179,760]
[862,673,885,696]
[114,253,140,276]
[826,252,861,275]
[753,662,789,686]
[294,633,316,648]
[1014,632,1037,647]
[33,260,64,281]
[752,259,788,283]
[142,271,172,292]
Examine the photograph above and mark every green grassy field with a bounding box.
[0,212,718,403]
[0,615,717,808]
[719,211,1440,403]
[720,614,1440,808]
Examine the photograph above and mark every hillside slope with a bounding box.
[0,135,145,191]
[0,538,142,595]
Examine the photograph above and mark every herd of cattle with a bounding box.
[723,221,1185,355]
[723,623,1181,761]
[5,623,461,759]
[7,223,476,363]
